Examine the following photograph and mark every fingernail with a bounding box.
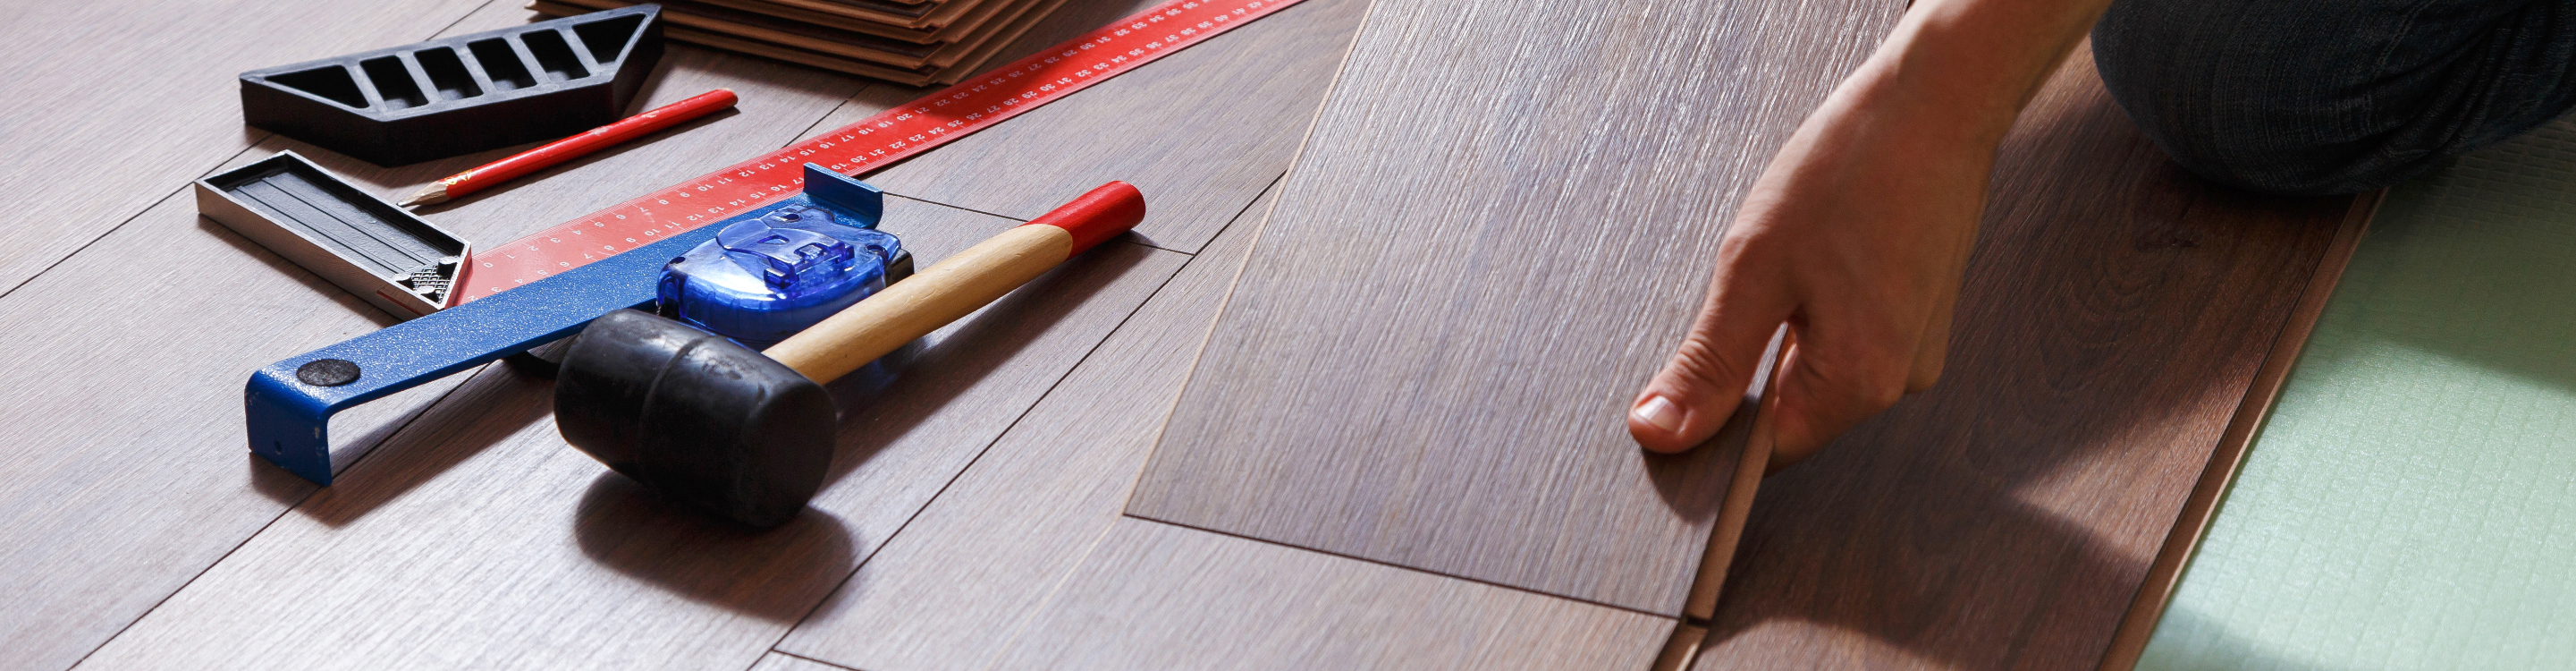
[1632,395,1685,433]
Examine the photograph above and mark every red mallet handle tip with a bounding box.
[1023,181,1146,256]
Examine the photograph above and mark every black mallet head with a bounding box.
[554,309,835,527]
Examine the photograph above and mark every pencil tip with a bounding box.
[399,185,447,208]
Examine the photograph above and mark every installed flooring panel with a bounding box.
[1691,52,2354,670]
[0,14,869,671]
[986,518,1677,670]
[1124,0,1905,615]
[0,191,456,671]
[833,0,1369,254]
[26,1,1339,667]
[2135,116,2576,671]
[0,0,489,295]
[748,653,855,671]
[776,185,1271,671]
[75,200,1187,671]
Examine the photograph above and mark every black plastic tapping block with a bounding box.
[239,4,665,166]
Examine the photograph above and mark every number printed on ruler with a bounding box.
[454,0,1309,303]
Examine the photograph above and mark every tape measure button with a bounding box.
[297,359,362,386]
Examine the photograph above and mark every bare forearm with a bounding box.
[1849,0,2118,150]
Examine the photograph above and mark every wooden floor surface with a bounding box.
[987,518,1676,670]
[1125,0,1906,616]
[0,0,1421,669]
[0,0,487,295]
[2,0,2365,668]
[1692,52,2354,670]
[773,185,1279,671]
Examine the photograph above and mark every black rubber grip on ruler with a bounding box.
[239,4,665,166]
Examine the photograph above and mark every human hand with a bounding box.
[1626,69,1998,469]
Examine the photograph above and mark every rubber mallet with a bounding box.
[553,183,1146,526]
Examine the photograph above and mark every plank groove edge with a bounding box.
[2090,188,2381,671]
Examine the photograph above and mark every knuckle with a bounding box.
[1861,375,1906,411]
[1667,336,1746,392]
[1905,366,1943,394]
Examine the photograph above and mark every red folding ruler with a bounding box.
[453,0,1312,303]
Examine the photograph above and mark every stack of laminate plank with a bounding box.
[528,0,1069,85]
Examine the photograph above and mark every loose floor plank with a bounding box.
[984,518,1677,670]
[823,0,1370,254]
[73,200,1186,671]
[1692,49,2352,670]
[0,6,868,670]
[1124,0,1905,615]
[0,0,488,297]
[776,185,1271,671]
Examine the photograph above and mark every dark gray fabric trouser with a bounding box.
[2093,0,2576,195]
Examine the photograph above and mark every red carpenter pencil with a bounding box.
[400,89,739,207]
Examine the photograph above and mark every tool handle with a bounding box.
[764,182,1145,383]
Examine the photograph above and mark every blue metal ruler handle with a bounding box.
[245,226,701,484]
[249,165,883,484]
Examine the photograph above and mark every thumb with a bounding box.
[1630,283,1793,454]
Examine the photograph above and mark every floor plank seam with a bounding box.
[885,191,1029,224]
[763,181,1277,663]
[59,363,495,671]
[782,95,870,153]
[0,0,494,308]
[760,235,1204,650]
[1118,514,1681,621]
[0,136,274,307]
[427,0,503,37]
[771,650,869,671]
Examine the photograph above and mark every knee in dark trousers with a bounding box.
[2092,0,2576,195]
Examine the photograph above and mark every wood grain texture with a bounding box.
[813,0,1369,253]
[2094,190,2377,671]
[747,653,858,671]
[1124,0,1905,615]
[0,0,488,296]
[1691,49,2354,671]
[74,200,1187,671]
[777,185,1271,671]
[985,518,1677,670]
[0,4,869,669]
[16,1,1339,666]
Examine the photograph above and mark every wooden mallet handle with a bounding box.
[763,182,1146,383]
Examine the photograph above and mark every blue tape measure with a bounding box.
[245,165,893,484]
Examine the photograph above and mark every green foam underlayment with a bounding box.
[2138,118,2576,670]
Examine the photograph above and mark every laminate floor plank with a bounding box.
[0,9,872,670]
[1692,49,2353,671]
[808,0,1367,254]
[749,653,858,671]
[1124,0,1905,615]
[72,200,1188,671]
[986,518,1677,669]
[776,184,1272,671]
[0,0,490,298]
